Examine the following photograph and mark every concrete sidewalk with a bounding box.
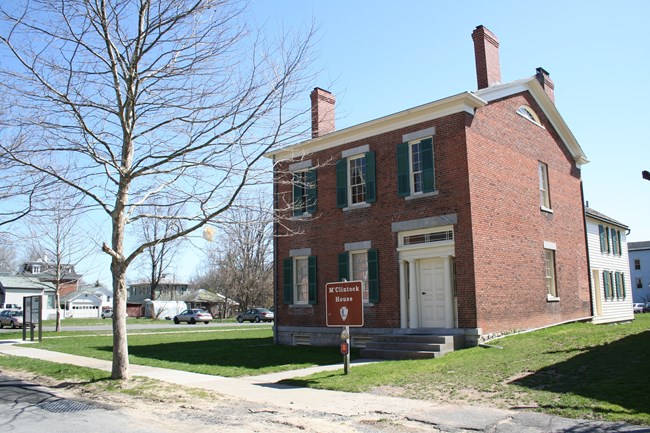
[0,341,647,433]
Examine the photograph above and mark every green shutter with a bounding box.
[307,169,317,214]
[599,225,606,252]
[283,258,293,304]
[617,230,622,256]
[420,138,435,193]
[308,255,317,305]
[603,271,610,298]
[338,252,349,281]
[292,173,302,216]
[621,272,625,298]
[611,230,619,255]
[336,159,347,208]
[365,151,376,203]
[605,227,611,253]
[397,142,410,197]
[368,249,379,303]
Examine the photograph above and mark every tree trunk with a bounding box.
[55,291,61,332]
[111,258,130,380]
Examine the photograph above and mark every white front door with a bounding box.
[418,258,451,328]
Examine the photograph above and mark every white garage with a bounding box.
[62,291,102,318]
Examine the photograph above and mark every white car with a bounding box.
[633,303,645,314]
[101,308,113,319]
[0,310,23,328]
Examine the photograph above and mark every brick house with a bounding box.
[267,26,591,349]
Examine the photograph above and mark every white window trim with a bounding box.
[405,135,437,199]
[349,249,370,304]
[516,105,544,128]
[347,154,367,207]
[544,248,560,302]
[539,162,552,212]
[293,256,310,305]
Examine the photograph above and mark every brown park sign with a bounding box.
[326,280,364,327]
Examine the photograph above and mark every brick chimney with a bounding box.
[310,87,335,138]
[535,67,555,103]
[472,25,501,89]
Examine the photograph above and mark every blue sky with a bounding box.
[251,0,650,242]
[6,1,649,286]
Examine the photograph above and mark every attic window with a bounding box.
[517,105,541,125]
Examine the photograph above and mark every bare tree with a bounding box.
[198,196,273,313]
[26,187,90,332]
[0,0,315,379]
[135,202,184,311]
[0,233,17,272]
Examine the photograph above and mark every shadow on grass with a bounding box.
[511,331,650,417]
[96,337,344,371]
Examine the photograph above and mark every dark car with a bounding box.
[236,308,274,323]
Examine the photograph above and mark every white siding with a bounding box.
[586,217,634,324]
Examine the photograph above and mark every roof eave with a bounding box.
[265,92,487,161]
[475,77,589,168]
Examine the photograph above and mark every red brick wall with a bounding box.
[274,92,590,336]
[465,92,590,333]
[275,112,476,329]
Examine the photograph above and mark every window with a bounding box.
[538,162,551,210]
[47,295,55,309]
[637,278,643,289]
[544,249,558,299]
[338,249,379,303]
[292,169,317,216]
[603,271,613,299]
[336,152,376,208]
[517,105,541,124]
[599,225,623,255]
[397,137,435,197]
[283,256,317,305]
[611,229,621,255]
[32,265,41,274]
[635,259,641,270]
[614,272,626,299]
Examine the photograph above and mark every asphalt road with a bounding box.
[0,373,183,433]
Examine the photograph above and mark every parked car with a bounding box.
[2,303,21,311]
[0,310,23,329]
[236,308,274,323]
[173,309,213,324]
[633,303,645,314]
[101,308,113,319]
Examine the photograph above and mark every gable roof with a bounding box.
[60,290,102,303]
[585,207,629,230]
[265,77,588,169]
[0,275,56,292]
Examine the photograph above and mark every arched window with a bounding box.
[517,105,541,125]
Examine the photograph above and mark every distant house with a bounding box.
[19,261,81,296]
[585,207,634,324]
[0,275,56,320]
[628,241,650,302]
[180,288,240,319]
[60,283,113,318]
[126,277,189,317]
[60,290,103,318]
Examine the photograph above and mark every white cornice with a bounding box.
[475,78,589,168]
[265,92,487,160]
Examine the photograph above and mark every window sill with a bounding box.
[405,190,439,201]
[289,304,313,308]
[292,212,313,219]
[541,206,554,214]
[343,202,371,212]
[546,295,560,302]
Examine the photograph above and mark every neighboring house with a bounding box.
[0,275,56,320]
[60,290,103,318]
[19,260,81,297]
[180,289,240,319]
[628,241,650,302]
[126,277,189,317]
[585,207,634,324]
[60,283,113,318]
[266,25,592,349]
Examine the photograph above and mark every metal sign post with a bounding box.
[23,296,42,342]
[326,280,364,375]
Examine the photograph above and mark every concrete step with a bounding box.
[359,348,448,360]
[359,334,458,360]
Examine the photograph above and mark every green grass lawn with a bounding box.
[19,327,345,377]
[284,315,650,425]
[2,313,649,425]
